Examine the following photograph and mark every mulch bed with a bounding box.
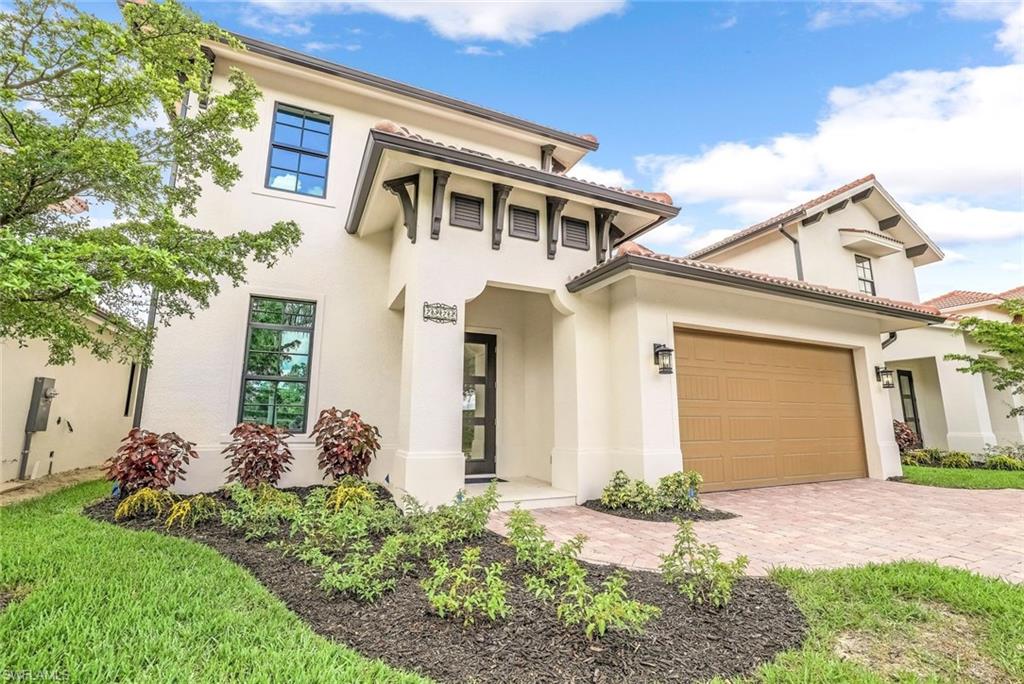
[581,499,737,523]
[85,492,804,684]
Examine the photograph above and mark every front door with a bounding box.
[463,333,496,475]
[897,370,923,445]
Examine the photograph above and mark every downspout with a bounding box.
[778,225,804,281]
[881,332,898,349]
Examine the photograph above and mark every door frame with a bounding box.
[463,332,497,475]
[896,369,923,445]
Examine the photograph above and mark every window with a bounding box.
[855,254,875,295]
[239,297,316,432]
[561,216,590,250]
[508,205,539,240]
[897,370,922,443]
[265,104,331,198]
[450,193,484,230]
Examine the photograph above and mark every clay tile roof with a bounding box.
[998,286,1024,300]
[570,249,943,319]
[371,121,673,206]
[616,241,655,257]
[578,133,599,144]
[687,174,876,259]
[50,196,89,215]
[921,289,999,310]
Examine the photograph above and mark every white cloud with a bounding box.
[717,16,738,30]
[303,41,361,52]
[808,0,921,30]
[249,1,625,44]
[568,161,633,188]
[460,45,504,57]
[240,12,312,36]
[1000,260,1021,271]
[640,221,694,248]
[902,200,1024,244]
[947,0,1024,62]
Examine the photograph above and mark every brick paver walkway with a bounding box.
[488,479,1024,583]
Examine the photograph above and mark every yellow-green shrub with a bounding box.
[164,494,222,529]
[114,487,175,521]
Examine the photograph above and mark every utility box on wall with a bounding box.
[25,377,58,433]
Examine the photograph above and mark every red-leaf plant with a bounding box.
[311,407,381,480]
[222,422,294,488]
[893,419,921,453]
[106,428,198,495]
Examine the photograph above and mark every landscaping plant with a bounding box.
[985,455,1024,471]
[311,408,382,479]
[892,420,921,453]
[223,423,294,488]
[600,469,704,514]
[220,483,301,540]
[660,518,749,607]
[164,494,223,529]
[421,547,510,626]
[557,570,661,640]
[326,477,375,511]
[947,298,1024,419]
[939,451,973,469]
[657,471,703,511]
[114,487,175,521]
[106,428,198,494]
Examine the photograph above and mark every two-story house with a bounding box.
[682,173,1022,454]
[140,37,945,506]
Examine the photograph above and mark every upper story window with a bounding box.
[855,254,875,295]
[240,296,316,432]
[266,104,332,198]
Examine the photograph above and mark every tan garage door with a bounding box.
[675,328,868,492]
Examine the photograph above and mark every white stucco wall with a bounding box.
[884,357,949,449]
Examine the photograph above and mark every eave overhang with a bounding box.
[567,254,947,325]
[344,129,679,238]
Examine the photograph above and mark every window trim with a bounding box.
[561,216,591,251]
[449,192,485,230]
[508,204,540,241]
[238,295,317,433]
[264,102,333,199]
[855,254,876,296]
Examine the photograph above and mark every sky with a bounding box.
[82,0,1024,301]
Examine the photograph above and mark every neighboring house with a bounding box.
[141,36,945,506]
[1,315,138,482]
[883,288,1024,451]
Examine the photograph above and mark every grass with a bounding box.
[0,481,427,683]
[754,562,1024,682]
[900,465,1024,489]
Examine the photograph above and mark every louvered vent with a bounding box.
[561,217,590,250]
[450,193,483,230]
[508,206,539,240]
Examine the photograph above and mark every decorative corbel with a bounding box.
[383,174,420,243]
[545,196,568,260]
[851,188,874,203]
[594,207,618,264]
[878,215,901,231]
[430,169,450,240]
[492,183,512,250]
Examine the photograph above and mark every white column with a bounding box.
[936,358,997,452]
[854,345,903,479]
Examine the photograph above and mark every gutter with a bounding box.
[566,254,947,324]
[778,226,803,281]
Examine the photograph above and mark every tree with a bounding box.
[0,0,302,365]
[946,299,1024,417]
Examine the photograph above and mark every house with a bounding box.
[883,287,1024,451]
[140,36,946,506]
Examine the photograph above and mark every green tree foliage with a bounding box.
[946,299,1024,417]
[0,0,302,364]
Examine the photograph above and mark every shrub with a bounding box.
[524,535,588,604]
[311,407,382,480]
[106,428,197,494]
[983,443,1024,460]
[557,570,660,640]
[985,455,1024,471]
[114,487,175,521]
[164,494,222,529]
[325,477,374,511]
[599,470,632,508]
[939,451,973,469]
[421,547,510,626]
[660,518,748,607]
[505,507,557,570]
[657,471,703,511]
[222,423,294,488]
[599,470,661,514]
[893,420,921,453]
[901,449,933,466]
[321,534,415,602]
[220,483,301,540]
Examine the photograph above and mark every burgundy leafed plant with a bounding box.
[892,419,921,453]
[311,407,381,480]
[222,422,294,488]
[107,428,198,495]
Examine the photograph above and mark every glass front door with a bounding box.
[463,333,496,475]
[897,370,923,444]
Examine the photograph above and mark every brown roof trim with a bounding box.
[231,34,599,152]
[344,128,679,236]
[567,253,946,323]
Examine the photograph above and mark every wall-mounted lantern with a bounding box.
[653,344,675,375]
[875,366,895,389]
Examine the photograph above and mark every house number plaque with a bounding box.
[422,302,457,325]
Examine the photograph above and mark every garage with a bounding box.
[675,328,868,492]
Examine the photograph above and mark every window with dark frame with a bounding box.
[239,297,316,432]
[508,205,539,240]
[561,216,590,250]
[450,193,484,230]
[855,254,875,295]
[265,104,331,198]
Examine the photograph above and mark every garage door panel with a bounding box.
[676,329,868,492]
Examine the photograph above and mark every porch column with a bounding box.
[936,358,997,452]
[393,279,467,507]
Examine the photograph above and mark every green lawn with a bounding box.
[901,465,1024,489]
[0,481,426,683]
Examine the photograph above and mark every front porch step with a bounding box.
[494,494,577,511]
[465,477,576,511]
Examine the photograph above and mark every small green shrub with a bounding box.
[523,535,588,603]
[321,535,412,602]
[114,487,175,521]
[657,470,703,511]
[983,443,1024,460]
[939,451,973,469]
[164,494,222,529]
[220,483,301,540]
[557,570,660,640]
[421,547,509,626]
[985,455,1024,471]
[901,449,932,466]
[599,470,661,513]
[660,518,748,607]
[599,470,632,508]
[505,507,556,570]
[325,477,374,511]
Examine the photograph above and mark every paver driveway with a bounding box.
[488,479,1024,583]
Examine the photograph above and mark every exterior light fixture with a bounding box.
[653,344,675,375]
[875,366,895,389]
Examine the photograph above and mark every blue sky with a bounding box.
[85,0,1023,300]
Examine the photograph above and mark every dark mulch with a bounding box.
[581,499,737,523]
[85,494,804,684]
